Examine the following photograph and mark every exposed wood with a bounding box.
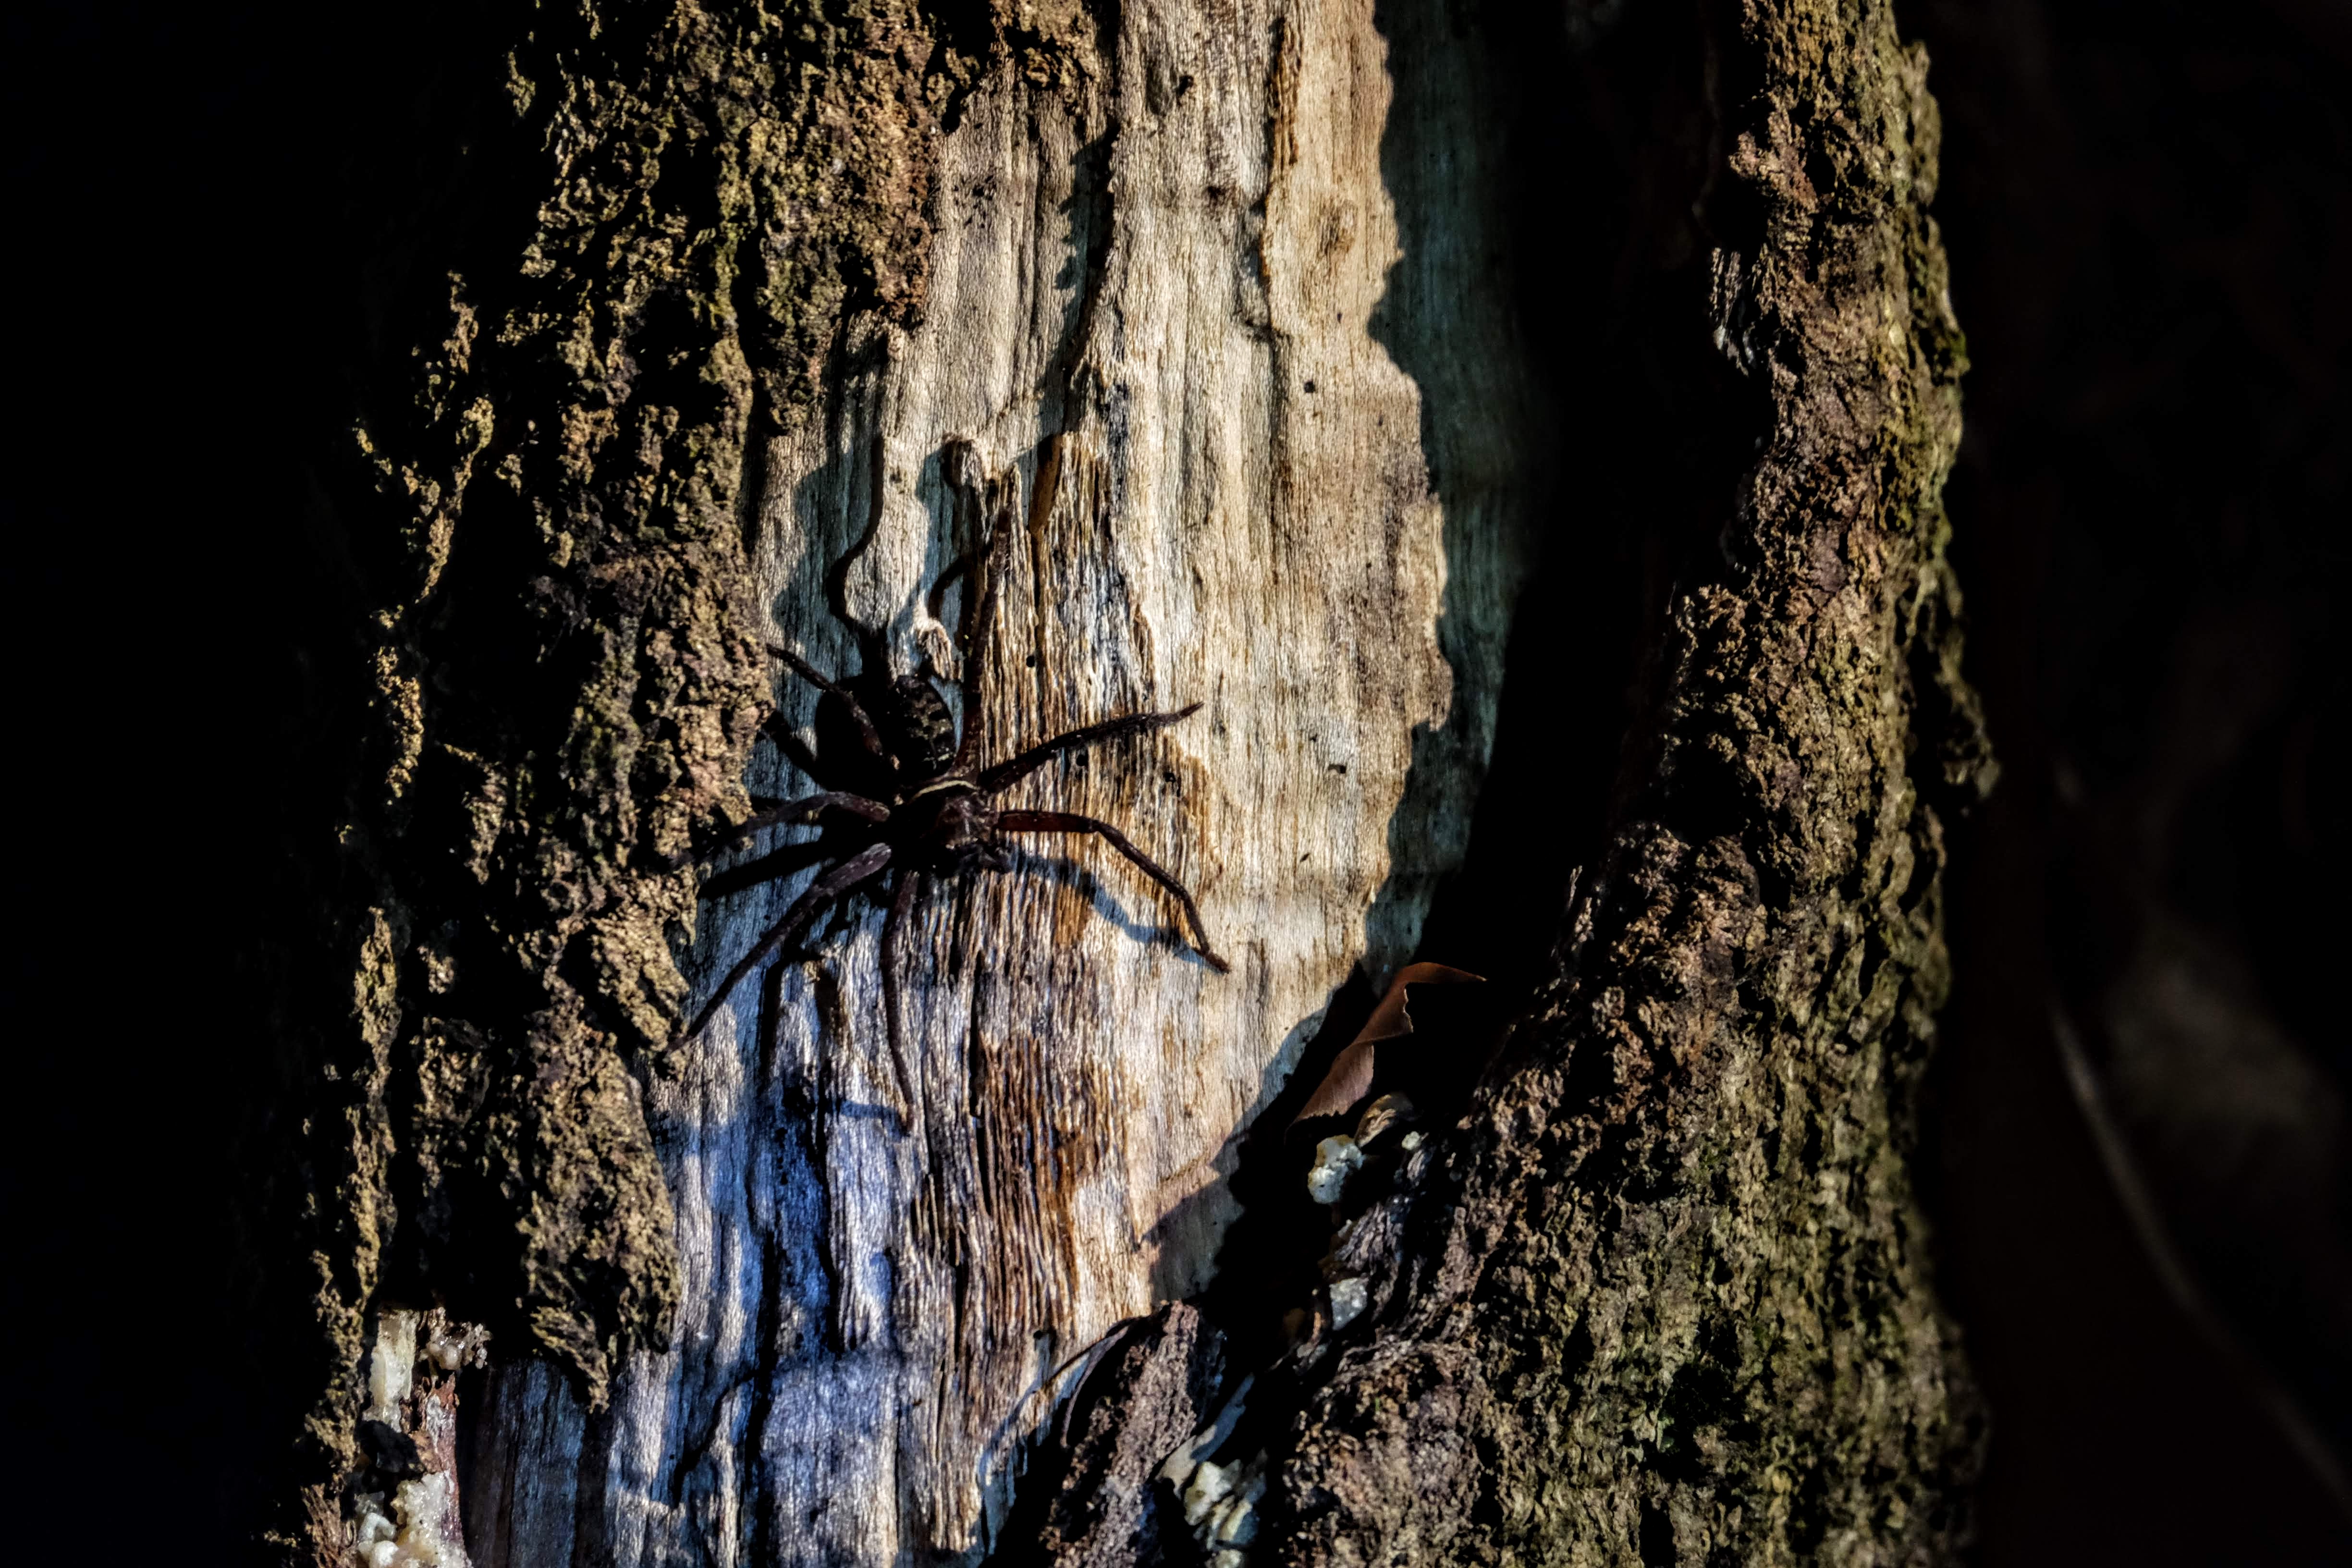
[1063,0,2003,1560]
[256,0,1990,1557]
[443,0,1541,1563]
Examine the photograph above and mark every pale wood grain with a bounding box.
[467,0,1540,1558]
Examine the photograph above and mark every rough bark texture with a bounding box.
[1197,1,1999,1561]
[458,0,1544,1557]
[1026,0,1995,1562]
[1025,1304,1230,1564]
[260,0,1986,1560]
[259,0,1098,1556]
[266,0,1543,1557]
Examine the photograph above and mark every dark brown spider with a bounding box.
[685,440,1229,1069]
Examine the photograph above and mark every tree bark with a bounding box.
[257,0,1990,1562]
[1030,0,1998,1559]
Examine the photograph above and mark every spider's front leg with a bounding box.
[997,809,1230,971]
[976,705,1204,795]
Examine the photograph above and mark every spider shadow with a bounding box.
[769,404,1047,744]
[995,846,1218,971]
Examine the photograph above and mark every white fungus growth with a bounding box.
[390,1473,459,1566]
[1159,1375,1256,1492]
[1328,1276,1369,1329]
[1185,1460,1266,1567]
[363,1311,419,1425]
[348,1310,482,1567]
[1184,1459,1235,1526]
[424,1319,491,1372]
[1305,1135,1363,1205]
[1210,1472,1266,1544]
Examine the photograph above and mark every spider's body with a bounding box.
[896,781,1007,872]
[685,453,1227,1067]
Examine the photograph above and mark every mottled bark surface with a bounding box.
[262,0,1542,1556]
[256,0,1987,1560]
[1285,7,1988,1564]
[455,0,1543,1556]
[257,0,1090,1556]
[1037,0,1997,1562]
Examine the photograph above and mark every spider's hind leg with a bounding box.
[698,839,832,902]
[686,841,894,1042]
[691,790,890,872]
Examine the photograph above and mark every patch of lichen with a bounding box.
[261,0,1104,1552]
[1262,0,1993,1562]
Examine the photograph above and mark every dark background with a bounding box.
[1911,0,2351,1559]
[5,0,2345,1561]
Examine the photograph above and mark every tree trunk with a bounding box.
[257,0,1990,1562]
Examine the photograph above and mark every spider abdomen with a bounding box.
[880,674,957,781]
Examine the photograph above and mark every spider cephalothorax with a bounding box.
[686,440,1229,1071]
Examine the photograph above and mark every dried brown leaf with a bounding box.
[1291,963,1483,1125]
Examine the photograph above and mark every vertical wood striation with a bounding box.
[462,0,1545,1555]
[260,0,1991,1556]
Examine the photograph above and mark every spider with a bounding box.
[684,439,1230,1077]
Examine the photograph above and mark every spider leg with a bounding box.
[976,705,1204,796]
[689,790,891,869]
[879,870,923,1107]
[768,644,887,762]
[698,838,835,902]
[686,841,894,1041]
[997,809,1230,971]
